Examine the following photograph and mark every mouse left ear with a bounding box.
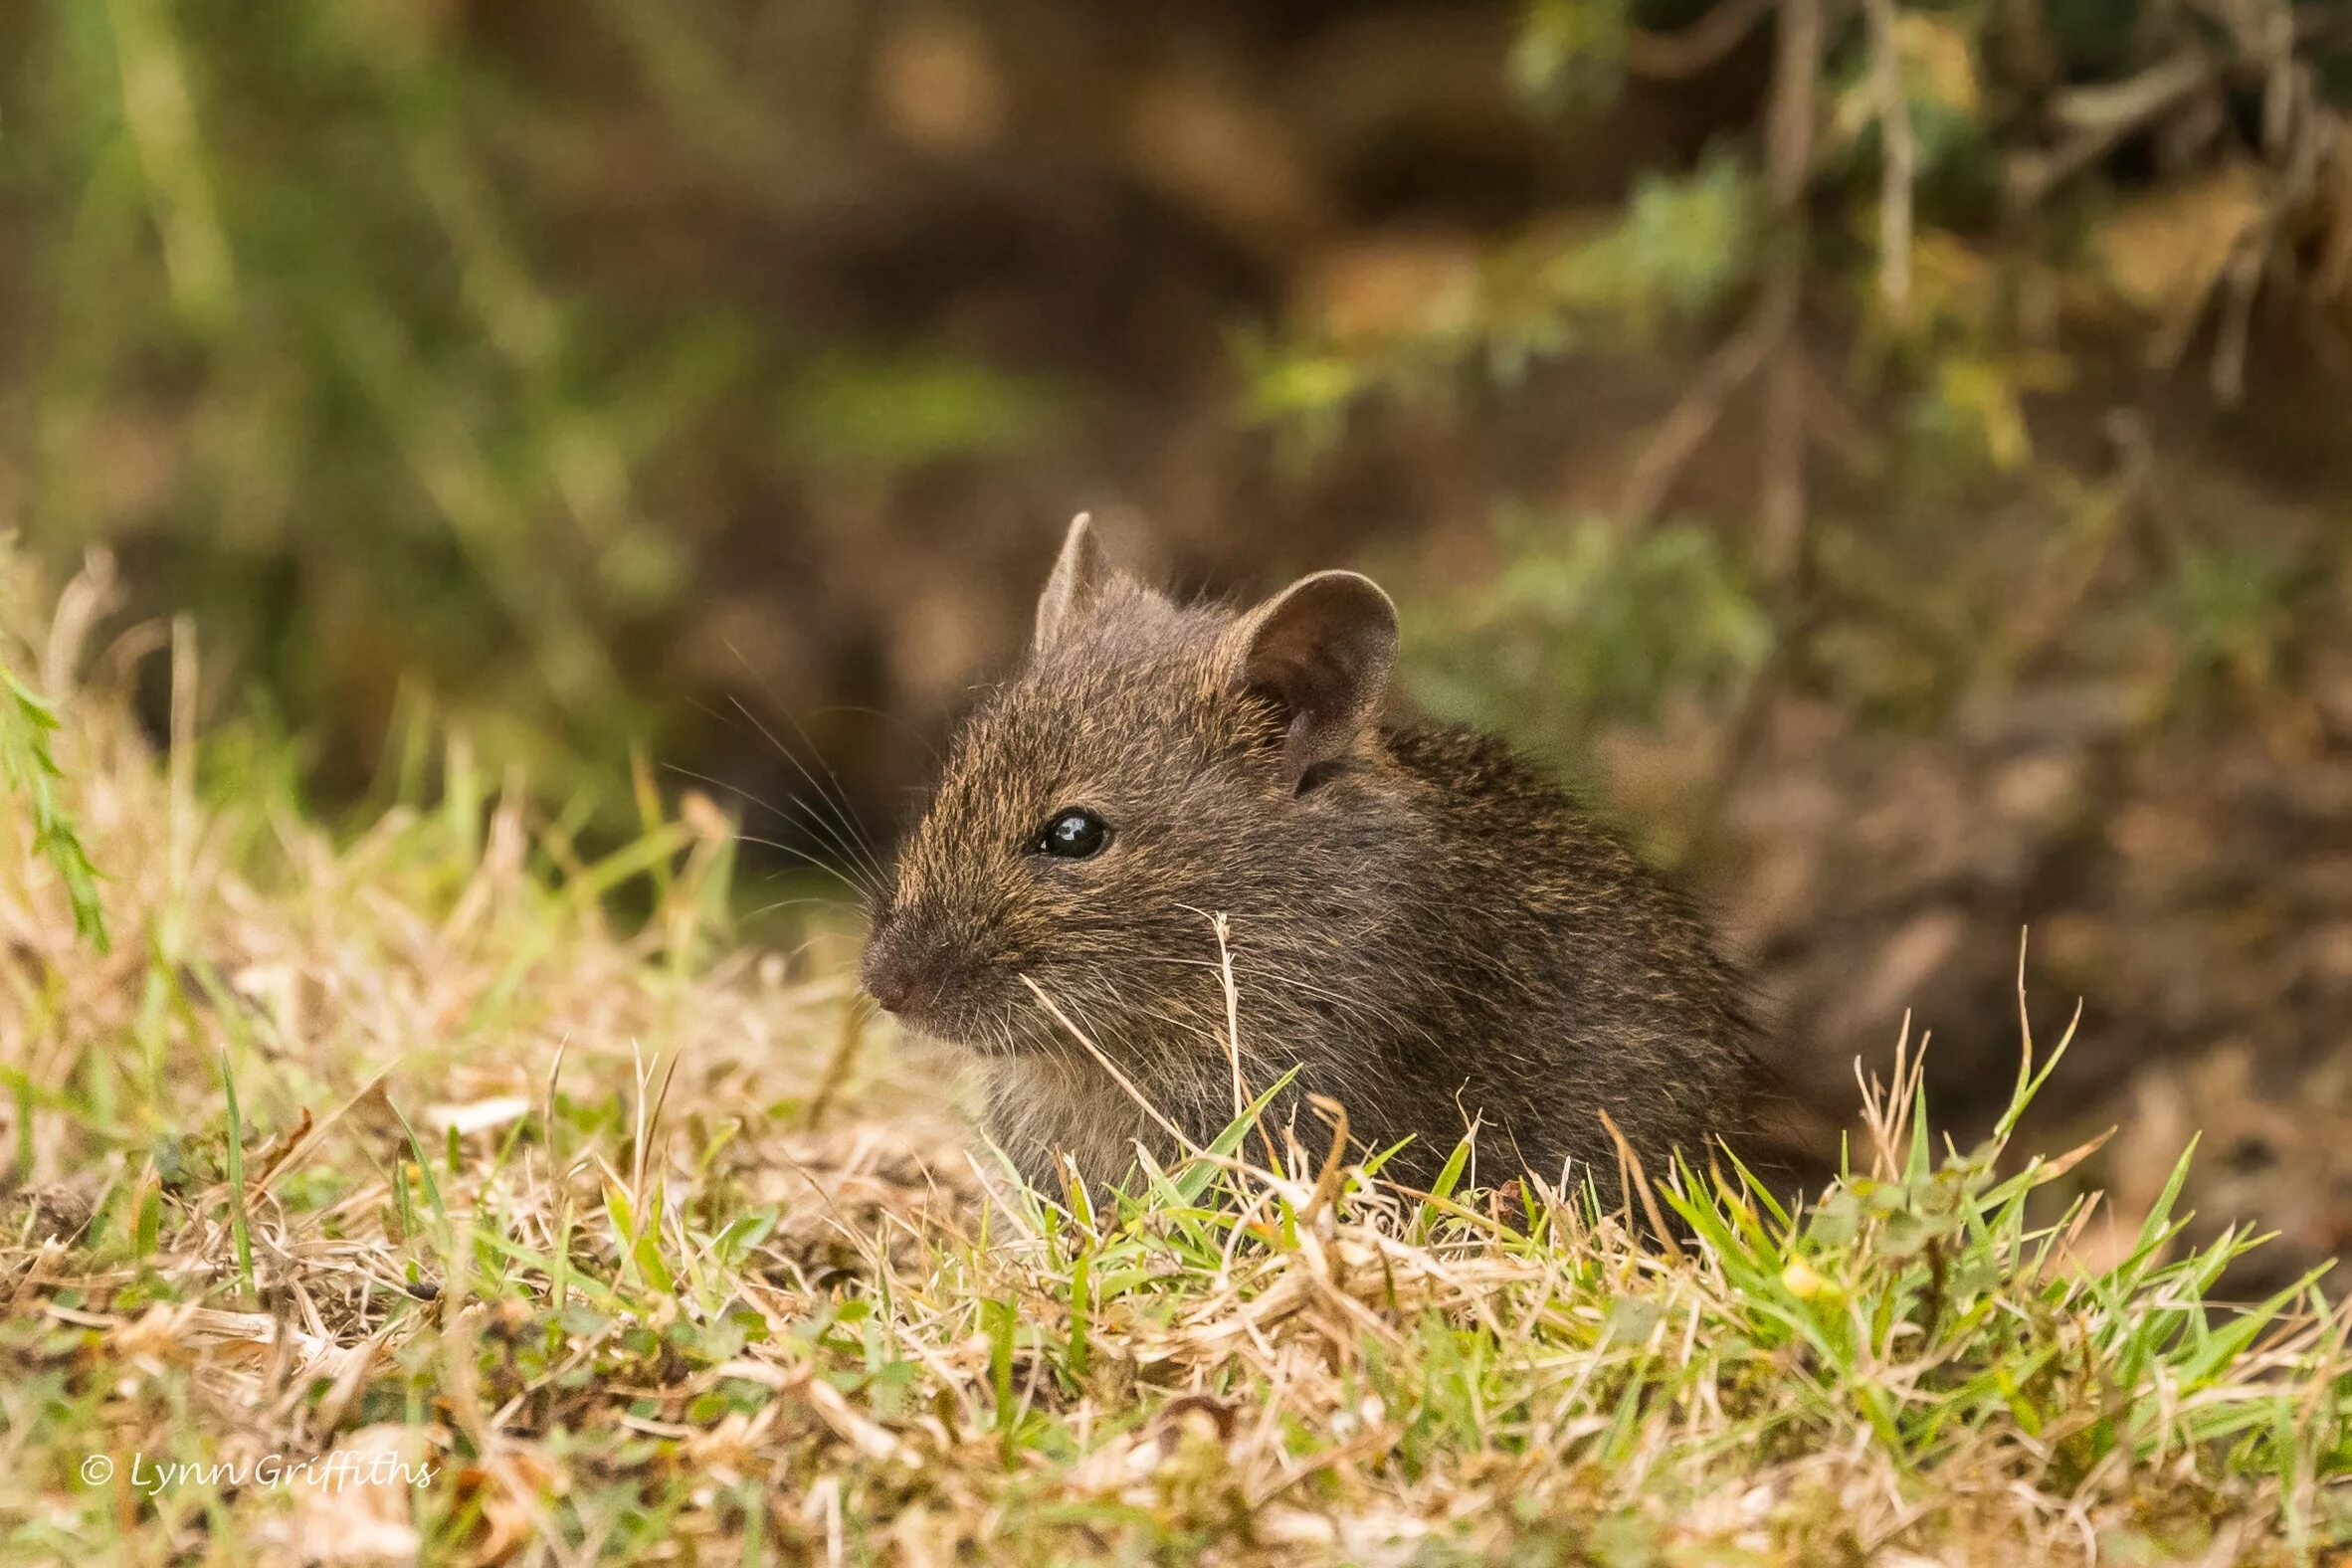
[1033,512,1112,654]
[1224,570,1398,789]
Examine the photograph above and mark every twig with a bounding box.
[1655,0,1824,866]
[1616,292,1792,528]
[1766,0,1823,212]
[1862,0,1915,317]
[1624,0,1780,80]
[2007,52,2214,210]
[2211,226,2268,405]
[1758,0,1821,584]
[1596,1107,1686,1263]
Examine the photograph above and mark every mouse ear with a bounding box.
[1033,512,1111,654]
[1224,570,1398,789]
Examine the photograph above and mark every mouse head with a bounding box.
[861,514,1400,1064]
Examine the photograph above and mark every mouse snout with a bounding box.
[861,916,950,1018]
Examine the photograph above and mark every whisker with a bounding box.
[721,830,879,901]
[675,695,888,896]
[735,893,855,922]
[714,647,894,884]
[723,690,892,890]
[803,701,944,769]
[679,719,884,893]
[663,759,884,904]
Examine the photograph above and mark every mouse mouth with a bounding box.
[873,988,1031,1058]
[860,941,1091,1059]
[893,985,1105,1063]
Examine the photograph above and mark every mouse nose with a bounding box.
[861,919,937,1016]
[863,948,916,1014]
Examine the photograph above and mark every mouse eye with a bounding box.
[1034,807,1111,860]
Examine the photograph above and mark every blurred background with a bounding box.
[6,0,2352,1278]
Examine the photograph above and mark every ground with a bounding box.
[4,651,2351,1566]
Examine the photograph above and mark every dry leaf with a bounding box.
[2095,163,2265,322]
[423,1096,531,1136]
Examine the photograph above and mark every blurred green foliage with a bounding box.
[2162,541,2305,696]
[1404,511,1773,751]
[5,0,1071,808]
[1262,0,2352,768]
[7,0,2349,844]
[0,659,110,951]
[1244,151,1761,438]
[780,354,1071,472]
[1514,0,1641,109]
[16,0,678,788]
[1561,155,1761,338]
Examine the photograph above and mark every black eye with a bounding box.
[1035,807,1111,860]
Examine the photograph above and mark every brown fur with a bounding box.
[862,519,1763,1203]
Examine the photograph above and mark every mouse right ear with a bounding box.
[1033,512,1110,654]
[1224,569,1398,789]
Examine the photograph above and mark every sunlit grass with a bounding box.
[3,607,2349,1565]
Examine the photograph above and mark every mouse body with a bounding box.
[862,515,1762,1202]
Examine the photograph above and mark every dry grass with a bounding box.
[3,611,2351,1565]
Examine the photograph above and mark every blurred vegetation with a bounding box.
[1255,0,2352,764]
[3,0,2350,835]
[8,0,2352,1315]
[13,0,676,794]
[13,0,2352,1324]
[1403,511,1772,760]
[0,658,108,952]
[4,0,1075,819]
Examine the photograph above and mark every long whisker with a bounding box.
[693,709,886,892]
[735,893,856,922]
[663,760,884,904]
[717,645,894,883]
[721,830,878,902]
[676,694,888,897]
[803,701,944,769]
[722,690,891,890]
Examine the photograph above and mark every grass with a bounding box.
[4,619,2352,1565]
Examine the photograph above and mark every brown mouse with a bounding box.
[862,514,1763,1203]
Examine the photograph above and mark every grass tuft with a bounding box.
[0,659,109,953]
